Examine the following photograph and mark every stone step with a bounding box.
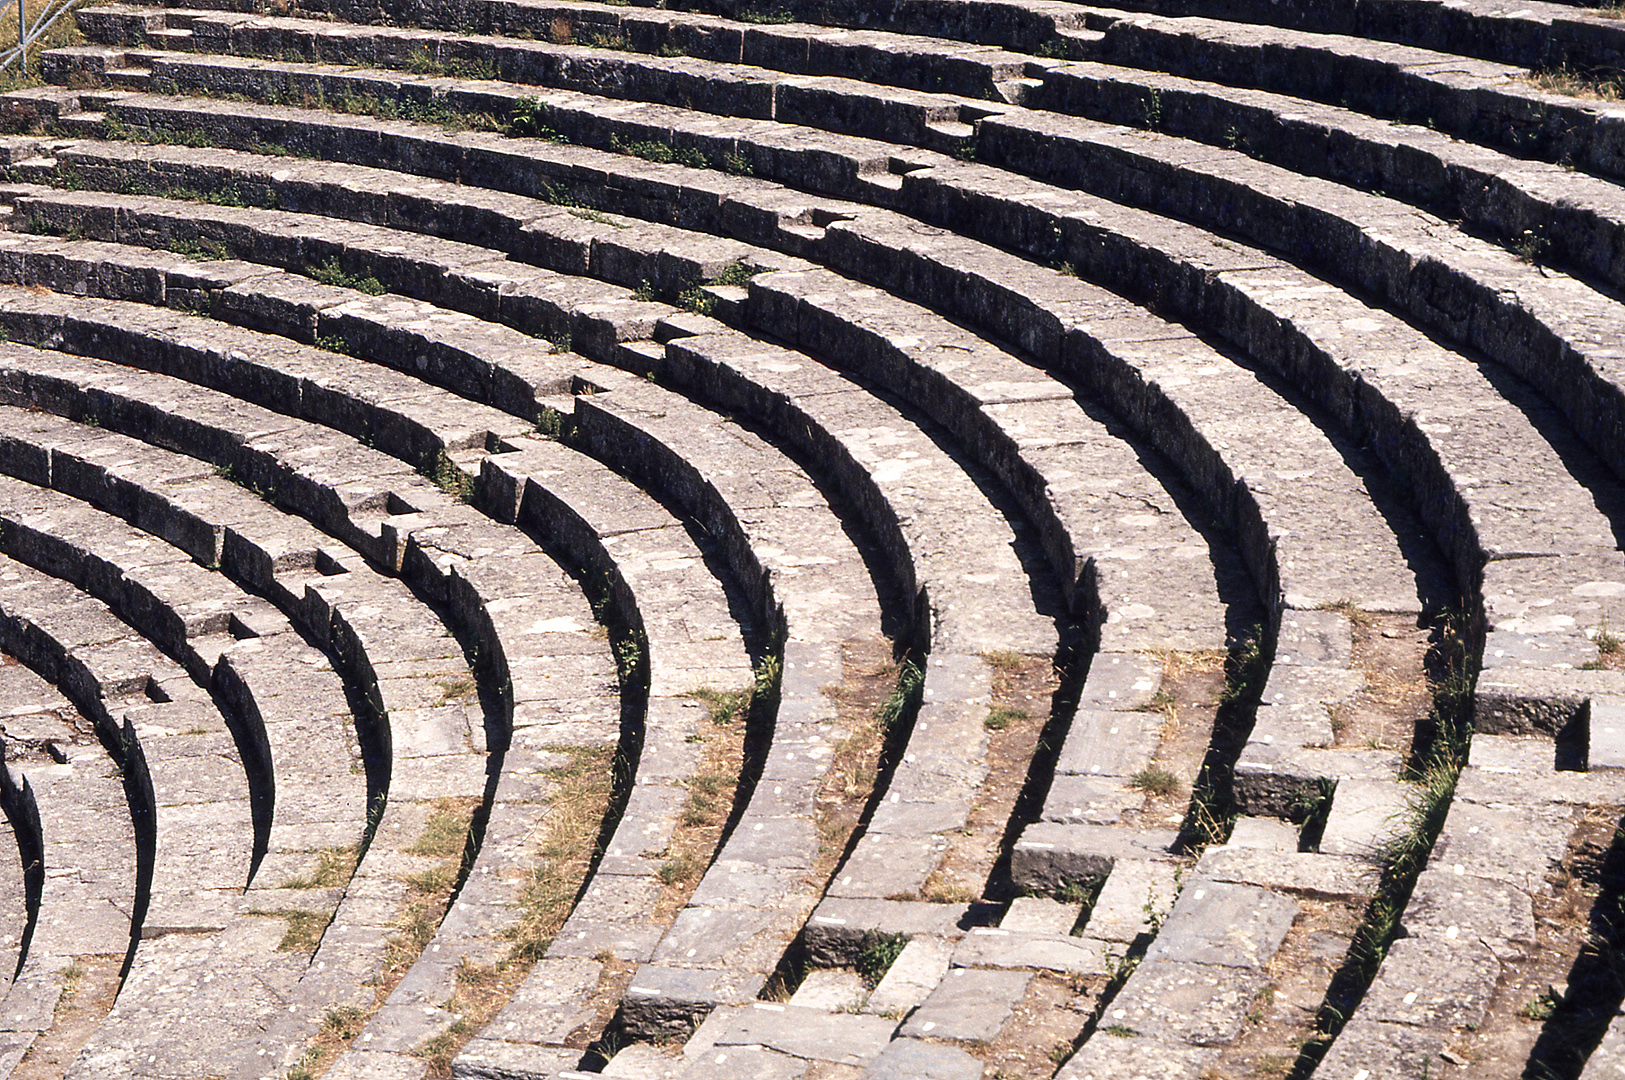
[1317,739,1625,1075]
[0,662,135,1069]
[0,550,246,941]
[0,404,628,1076]
[1087,10,1625,183]
[55,15,1625,303]
[1087,0,1625,78]
[75,0,1034,102]
[1025,57,1625,293]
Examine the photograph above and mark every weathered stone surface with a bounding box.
[1194,848,1373,900]
[1081,859,1182,943]
[1318,778,1413,858]
[951,927,1108,975]
[1314,1018,1450,1080]
[714,1004,897,1066]
[1011,822,1178,896]
[898,966,1031,1043]
[1099,959,1266,1046]
[1357,935,1499,1030]
[1143,880,1296,970]
[1000,896,1081,936]
[864,1039,983,1080]
[864,935,953,1017]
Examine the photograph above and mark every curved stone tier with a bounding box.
[0,0,1609,1076]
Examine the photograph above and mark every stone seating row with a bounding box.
[74,0,1046,100]
[0,227,1060,1031]
[0,404,626,1075]
[0,659,137,1072]
[0,207,1227,1073]
[0,343,647,1074]
[0,547,281,1073]
[0,132,1482,941]
[77,0,1625,101]
[1323,736,1625,1078]
[111,0,1625,195]
[0,84,1495,902]
[55,9,1625,296]
[9,14,1625,1071]
[52,26,1625,392]
[1082,10,1625,183]
[0,254,949,1071]
[0,473,428,1077]
[1081,0,1625,73]
[79,38,1621,542]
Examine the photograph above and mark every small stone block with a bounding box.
[1274,611,1353,667]
[1055,709,1159,778]
[1011,822,1177,897]
[1194,848,1373,900]
[1055,1033,1219,1079]
[865,935,953,1016]
[1260,664,1365,708]
[714,1003,896,1067]
[1401,867,1535,947]
[1143,881,1296,970]
[452,1039,587,1080]
[788,969,867,1012]
[951,928,1107,975]
[1313,1018,1449,1080]
[863,1038,983,1080]
[1098,959,1265,1046]
[1225,817,1300,851]
[1319,778,1412,857]
[676,1044,806,1080]
[1358,936,1499,1030]
[827,832,948,898]
[899,966,1031,1043]
[1082,859,1182,944]
[1041,775,1144,824]
[1590,695,1625,769]
[1077,652,1161,709]
[1000,897,1082,936]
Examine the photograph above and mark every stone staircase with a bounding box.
[0,0,1607,1075]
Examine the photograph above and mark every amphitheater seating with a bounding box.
[0,0,1610,1074]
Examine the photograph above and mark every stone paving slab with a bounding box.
[862,1038,982,1080]
[1141,879,1297,970]
[863,934,953,1017]
[1081,858,1182,944]
[1085,10,1625,181]
[1011,822,1180,895]
[803,897,974,966]
[0,660,136,999]
[1056,1033,1220,1080]
[1356,934,1499,1030]
[713,1002,897,1067]
[1318,777,1413,858]
[951,926,1107,975]
[1099,958,1267,1046]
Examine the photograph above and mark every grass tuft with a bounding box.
[1129,765,1181,797]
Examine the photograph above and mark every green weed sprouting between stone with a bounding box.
[984,704,1027,731]
[504,96,569,140]
[855,930,906,986]
[609,133,710,169]
[308,255,387,295]
[428,450,476,501]
[1129,765,1181,797]
[874,659,924,730]
[1289,613,1475,1079]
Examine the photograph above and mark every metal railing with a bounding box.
[0,0,78,76]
